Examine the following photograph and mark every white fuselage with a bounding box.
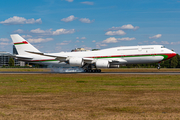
[26,45,176,66]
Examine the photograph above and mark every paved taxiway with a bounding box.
[0,72,180,75]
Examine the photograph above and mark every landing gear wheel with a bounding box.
[83,69,101,73]
[97,69,101,73]
[157,63,161,70]
[84,69,88,72]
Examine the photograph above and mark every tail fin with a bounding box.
[10,34,40,55]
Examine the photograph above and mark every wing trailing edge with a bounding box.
[26,50,68,60]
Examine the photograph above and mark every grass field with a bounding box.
[0,72,180,120]
[102,68,180,72]
[0,68,180,72]
[0,68,50,72]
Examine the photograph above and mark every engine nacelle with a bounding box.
[69,57,84,67]
[109,65,120,68]
[95,60,110,68]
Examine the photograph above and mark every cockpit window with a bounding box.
[161,46,165,48]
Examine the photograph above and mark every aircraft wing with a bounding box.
[26,51,95,62]
[26,51,67,60]
[26,50,127,63]
[109,58,127,63]
[83,58,127,63]
[82,58,95,63]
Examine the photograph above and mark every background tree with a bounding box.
[176,54,180,68]
[9,57,14,66]
[170,55,178,68]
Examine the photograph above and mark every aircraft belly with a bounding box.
[124,56,164,64]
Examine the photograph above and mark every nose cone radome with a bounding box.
[173,52,177,57]
[168,52,176,59]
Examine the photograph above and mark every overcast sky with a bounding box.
[0,0,180,53]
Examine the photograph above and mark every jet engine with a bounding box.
[69,57,84,67]
[109,65,120,68]
[95,60,110,68]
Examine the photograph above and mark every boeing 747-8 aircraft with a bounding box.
[11,34,176,72]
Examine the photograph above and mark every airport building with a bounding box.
[71,48,90,52]
[0,51,21,67]
[0,45,25,67]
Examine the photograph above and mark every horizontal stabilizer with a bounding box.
[16,55,33,59]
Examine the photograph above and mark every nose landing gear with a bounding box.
[157,63,161,70]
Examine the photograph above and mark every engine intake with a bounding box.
[95,60,110,68]
[69,57,84,67]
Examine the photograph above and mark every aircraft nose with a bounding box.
[172,52,177,57]
[169,52,177,59]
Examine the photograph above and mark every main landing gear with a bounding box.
[82,64,101,73]
[84,69,101,73]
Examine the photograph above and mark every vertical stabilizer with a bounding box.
[10,34,40,55]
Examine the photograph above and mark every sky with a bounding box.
[0,0,180,54]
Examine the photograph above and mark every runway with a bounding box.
[0,71,180,75]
